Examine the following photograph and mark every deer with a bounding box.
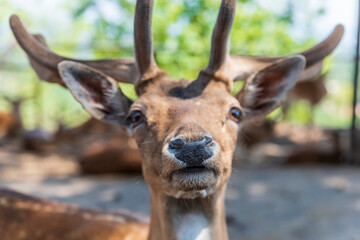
[0,111,16,142]
[282,73,328,120]
[2,0,344,239]
[0,97,24,142]
[55,118,142,174]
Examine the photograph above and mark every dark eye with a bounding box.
[129,110,145,127]
[229,107,243,123]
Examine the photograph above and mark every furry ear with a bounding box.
[58,61,132,125]
[236,56,305,119]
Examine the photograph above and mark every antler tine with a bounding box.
[10,15,64,70]
[228,24,344,82]
[206,0,237,74]
[9,15,138,86]
[301,24,344,68]
[134,0,159,83]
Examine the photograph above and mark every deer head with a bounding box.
[10,0,343,239]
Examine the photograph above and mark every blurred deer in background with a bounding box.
[0,96,24,142]
[2,0,343,239]
[55,117,142,174]
[236,73,328,152]
[0,96,56,151]
[283,73,328,120]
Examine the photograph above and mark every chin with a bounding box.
[173,188,216,199]
[164,168,221,199]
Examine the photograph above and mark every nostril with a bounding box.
[169,138,185,149]
[203,136,213,145]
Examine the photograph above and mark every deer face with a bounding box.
[129,79,240,198]
[57,55,304,199]
[10,0,343,199]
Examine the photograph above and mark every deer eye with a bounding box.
[128,110,145,127]
[228,107,243,123]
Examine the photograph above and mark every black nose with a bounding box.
[168,136,214,166]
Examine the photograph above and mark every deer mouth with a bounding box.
[169,165,218,192]
[179,166,208,173]
[174,165,217,176]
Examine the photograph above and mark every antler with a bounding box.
[10,0,164,94]
[9,15,138,86]
[206,0,236,74]
[134,0,157,78]
[133,0,166,94]
[187,0,237,94]
[199,1,344,90]
[11,1,343,95]
[228,24,345,82]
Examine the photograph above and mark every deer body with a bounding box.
[0,98,23,141]
[0,188,149,240]
[4,0,344,239]
[283,74,328,118]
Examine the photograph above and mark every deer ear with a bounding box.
[58,61,133,125]
[236,56,305,120]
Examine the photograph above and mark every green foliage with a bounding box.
[70,0,318,80]
[286,100,313,125]
[1,0,351,131]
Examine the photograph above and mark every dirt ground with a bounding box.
[0,144,360,240]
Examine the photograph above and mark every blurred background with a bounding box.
[0,0,356,130]
[0,0,359,239]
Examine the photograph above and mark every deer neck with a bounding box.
[148,185,228,240]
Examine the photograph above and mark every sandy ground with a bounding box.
[0,145,360,240]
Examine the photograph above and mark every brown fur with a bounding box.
[0,112,16,140]
[284,74,328,114]
[0,98,23,140]
[79,135,141,174]
[0,188,148,240]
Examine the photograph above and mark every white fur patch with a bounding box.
[174,189,213,199]
[175,213,211,240]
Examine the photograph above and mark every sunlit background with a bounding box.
[0,0,357,131]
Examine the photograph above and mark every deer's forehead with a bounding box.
[133,90,238,117]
